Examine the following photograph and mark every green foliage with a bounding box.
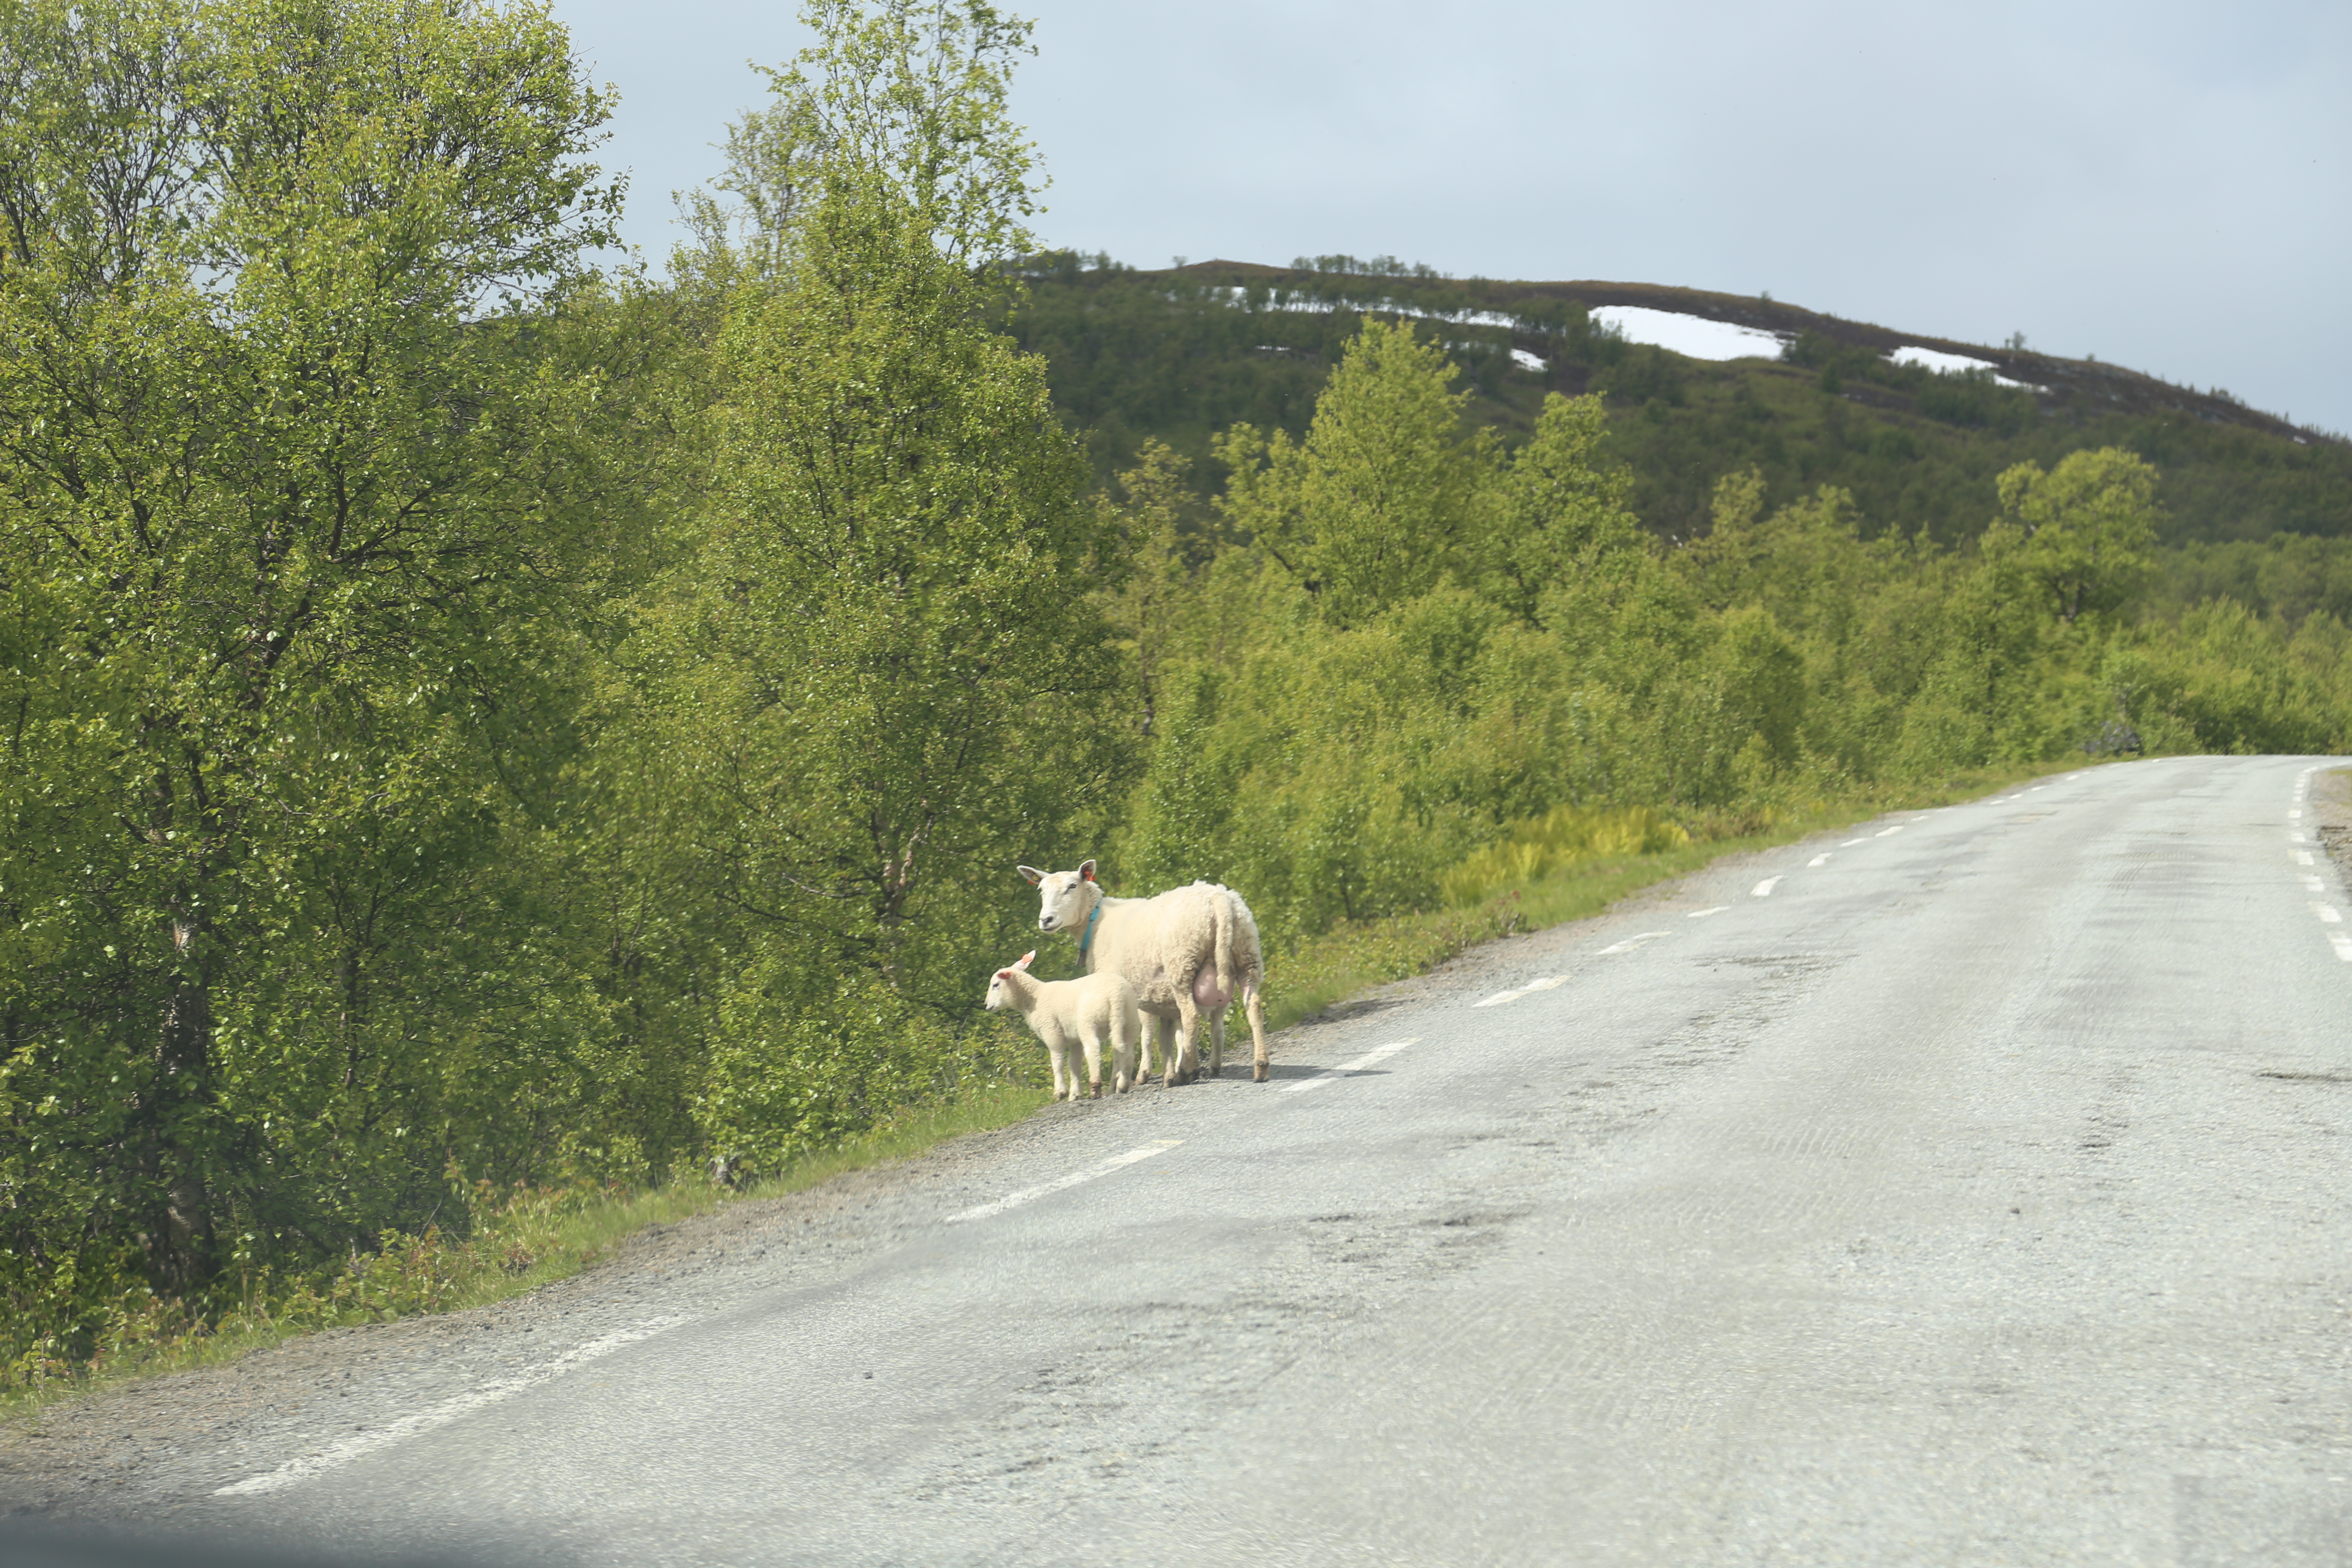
[613,0,1126,1173]
[1438,805,1690,907]
[1986,447,2163,623]
[0,0,631,1365]
[0,0,1107,1385]
[1217,318,1492,627]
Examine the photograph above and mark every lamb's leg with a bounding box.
[1246,985,1270,1083]
[1115,1008,1139,1092]
[1048,1038,1075,1102]
[1082,1027,1103,1099]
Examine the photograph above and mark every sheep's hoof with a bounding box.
[1090,1084,1102,1099]
[1253,1063,1270,1083]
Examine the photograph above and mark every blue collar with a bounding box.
[1077,898,1102,965]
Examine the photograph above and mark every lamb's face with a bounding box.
[984,950,1036,1010]
[1035,870,1086,931]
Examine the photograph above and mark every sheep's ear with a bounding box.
[1017,864,1044,887]
[1016,950,1036,969]
[1078,858,1097,883]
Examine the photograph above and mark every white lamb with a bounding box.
[1014,861,1269,1086]
[983,950,1142,1101]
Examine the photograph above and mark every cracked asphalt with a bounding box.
[5,754,2350,1567]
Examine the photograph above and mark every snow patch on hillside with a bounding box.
[1590,306,1787,361]
[1889,345,2044,392]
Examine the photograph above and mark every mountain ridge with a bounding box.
[1008,254,2352,550]
[1164,259,2328,449]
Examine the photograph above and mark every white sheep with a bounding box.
[1014,862,1270,1086]
[1130,880,1269,1084]
[983,949,1142,1100]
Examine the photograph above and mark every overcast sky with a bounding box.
[551,0,2351,438]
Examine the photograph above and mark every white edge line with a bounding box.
[1752,877,1782,897]
[947,1141,1180,1223]
[215,1316,689,1497]
[1281,1038,1419,1093]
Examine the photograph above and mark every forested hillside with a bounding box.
[4,0,2348,1389]
[1008,256,2352,562]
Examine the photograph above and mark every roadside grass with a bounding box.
[6,760,2087,1419]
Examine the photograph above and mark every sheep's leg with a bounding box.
[1168,994,1200,1087]
[1048,1039,1075,1102]
[1116,1011,1139,1092]
[1207,1008,1226,1078]
[1246,985,1270,1084]
[1143,1014,1174,1082]
[1082,1027,1103,1099]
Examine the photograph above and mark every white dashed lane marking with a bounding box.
[1808,854,1831,867]
[947,1141,1181,1222]
[215,1317,690,1497]
[2314,904,2342,925]
[1875,825,1905,837]
[1752,877,1782,897]
[1688,906,1730,919]
[1474,976,1566,1008]
[1281,1038,1418,1093]
[1598,931,1673,956]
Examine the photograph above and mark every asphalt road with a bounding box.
[21,756,2352,1566]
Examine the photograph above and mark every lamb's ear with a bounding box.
[1078,858,1098,883]
[1016,950,1036,970]
[1016,864,1045,887]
